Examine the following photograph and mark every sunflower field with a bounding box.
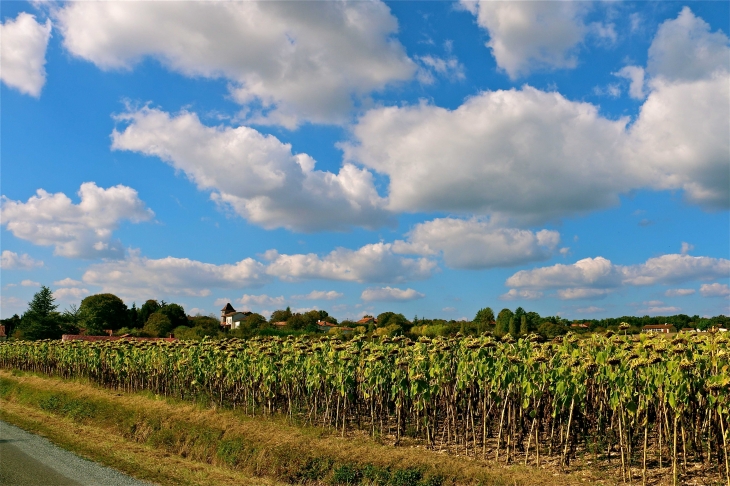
[1,331,728,485]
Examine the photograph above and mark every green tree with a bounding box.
[159,303,187,329]
[138,300,161,327]
[495,308,513,335]
[286,314,306,330]
[377,312,410,331]
[79,293,129,334]
[15,286,63,340]
[270,307,292,323]
[144,312,173,337]
[474,307,494,333]
[508,316,518,336]
[519,315,528,335]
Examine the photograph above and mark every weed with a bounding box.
[332,463,361,485]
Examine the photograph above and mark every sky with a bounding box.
[1,0,728,322]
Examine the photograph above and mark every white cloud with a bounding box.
[461,1,588,78]
[681,242,695,255]
[506,254,730,297]
[647,7,730,83]
[345,87,631,223]
[1,183,153,259]
[361,286,424,302]
[615,65,645,100]
[665,288,696,297]
[416,55,465,84]
[0,296,25,317]
[500,289,543,301]
[556,288,611,300]
[393,217,560,269]
[55,1,414,127]
[0,12,52,97]
[54,278,83,287]
[213,298,231,308]
[292,290,344,301]
[53,287,90,301]
[265,243,436,284]
[238,294,286,307]
[638,305,682,316]
[20,279,39,287]
[700,283,730,298]
[112,107,388,232]
[82,250,270,301]
[346,8,729,220]
[0,251,43,270]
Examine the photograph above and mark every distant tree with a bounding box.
[79,293,129,334]
[144,312,173,337]
[286,314,306,330]
[159,303,187,329]
[138,300,161,327]
[270,307,292,323]
[495,308,513,335]
[377,312,410,331]
[508,316,518,336]
[15,286,63,340]
[474,307,494,333]
[1,314,21,338]
[128,303,139,328]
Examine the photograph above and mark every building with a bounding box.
[220,303,252,330]
[357,315,377,326]
[642,324,675,334]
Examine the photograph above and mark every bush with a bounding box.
[332,463,361,485]
[389,468,422,486]
[144,312,173,337]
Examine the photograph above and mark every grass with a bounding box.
[0,370,614,486]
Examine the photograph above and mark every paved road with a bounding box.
[0,420,153,486]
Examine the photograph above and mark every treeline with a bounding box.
[2,286,728,341]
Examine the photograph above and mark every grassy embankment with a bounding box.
[0,370,614,486]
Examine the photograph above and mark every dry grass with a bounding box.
[0,370,622,485]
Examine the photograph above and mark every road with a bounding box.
[0,420,152,486]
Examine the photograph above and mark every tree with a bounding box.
[15,286,63,340]
[519,315,528,335]
[270,307,292,323]
[79,293,129,334]
[159,303,187,329]
[474,307,494,333]
[495,308,513,335]
[508,317,518,336]
[0,314,21,338]
[144,312,173,337]
[138,300,161,327]
[286,314,306,330]
[377,312,410,331]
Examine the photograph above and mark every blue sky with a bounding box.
[1,1,728,322]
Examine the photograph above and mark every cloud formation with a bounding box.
[460,1,589,78]
[505,254,730,299]
[1,183,153,259]
[292,290,344,301]
[361,286,424,302]
[700,283,730,298]
[0,251,43,270]
[393,218,560,269]
[113,108,389,232]
[238,294,286,307]
[265,243,436,284]
[56,1,414,127]
[0,12,51,97]
[82,251,270,300]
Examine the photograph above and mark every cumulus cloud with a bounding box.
[82,251,270,300]
[53,287,90,301]
[416,55,465,84]
[1,183,153,259]
[615,65,646,100]
[54,278,83,287]
[0,251,43,270]
[637,301,681,315]
[346,8,729,220]
[393,217,560,269]
[576,306,605,314]
[460,1,588,78]
[361,286,424,302]
[500,289,543,301]
[665,288,696,297]
[265,243,436,284]
[0,296,25,317]
[20,280,40,287]
[292,290,344,301]
[113,107,388,232]
[238,294,286,307]
[0,12,52,97]
[55,1,414,127]
[700,283,730,298]
[505,253,730,299]
[647,7,730,83]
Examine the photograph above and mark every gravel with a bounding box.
[0,420,154,486]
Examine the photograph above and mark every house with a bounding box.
[642,324,675,334]
[272,321,288,329]
[220,303,252,330]
[571,323,590,329]
[357,315,377,326]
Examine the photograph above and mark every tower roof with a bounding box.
[221,303,236,313]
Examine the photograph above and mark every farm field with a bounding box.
[1,331,728,486]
